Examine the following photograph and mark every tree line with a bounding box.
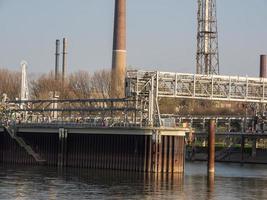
[0,68,247,115]
[0,68,110,100]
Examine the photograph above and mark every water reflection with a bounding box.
[207,173,215,200]
[1,163,267,199]
[58,168,184,198]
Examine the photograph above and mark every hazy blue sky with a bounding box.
[0,0,266,77]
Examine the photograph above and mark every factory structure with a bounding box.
[1,0,267,173]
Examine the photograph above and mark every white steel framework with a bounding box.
[126,70,267,127]
[196,0,219,75]
[126,70,267,103]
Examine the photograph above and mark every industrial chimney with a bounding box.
[62,38,67,82]
[260,55,267,78]
[55,39,60,80]
[111,0,126,98]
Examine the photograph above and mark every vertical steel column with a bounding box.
[63,129,68,167]
[208,119,215,174]
[165,136,173,173]
[169,136,174,173]
[147,136,152,172]
[118,135,123,170]
[157,133,162,173]
[173,136,181,173]
[88,135,92,168]
[57,128,63,167]
[148,78,154,127]
[151,130,158,172]
[143,135,148,172]
[163,136,168,173]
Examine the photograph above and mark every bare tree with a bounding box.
[0,69,20,100]
[91,69,111,98]
[68,70,93,99]
[30,71,60,99]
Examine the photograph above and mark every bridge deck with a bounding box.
[0,124,187,136]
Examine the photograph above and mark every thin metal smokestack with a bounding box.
[111,0,126,98]
[260,55,267,78]
[55,39,60,80]
[62,38,67,82]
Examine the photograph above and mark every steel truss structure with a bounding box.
[126,70,267,103]
[126,70,267,127]
[3,98,151,128]
[2,70,267,129]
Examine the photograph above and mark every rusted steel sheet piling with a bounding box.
[208,119,216,174]
[0,127,186,173]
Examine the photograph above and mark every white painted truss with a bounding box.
[126,70,267,103]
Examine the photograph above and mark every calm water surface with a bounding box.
[1,162,267,200]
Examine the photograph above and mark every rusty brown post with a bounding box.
[208,119,215,174]
[207,173,215,194]
[111,0,126,98]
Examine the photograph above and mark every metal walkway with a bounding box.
[126,70,267,103]
[2,70,267,128]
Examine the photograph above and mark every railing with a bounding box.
[127,70,267,103]
[12,121,144,129]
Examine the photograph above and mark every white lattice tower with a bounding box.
[196,0,219,75]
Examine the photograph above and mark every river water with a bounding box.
[0,162,267,200]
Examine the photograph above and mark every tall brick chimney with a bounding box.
[111,0,126,98]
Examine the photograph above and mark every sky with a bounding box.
[0,0,266,77]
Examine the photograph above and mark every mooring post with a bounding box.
[207,172,215,193]
[208,119,215,174]
[241,135,245,163]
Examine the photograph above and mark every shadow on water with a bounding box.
[57,167,185,199]
[1,162,267,199]
[0,164,184,200]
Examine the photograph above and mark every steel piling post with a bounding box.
[208,119,215,174]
